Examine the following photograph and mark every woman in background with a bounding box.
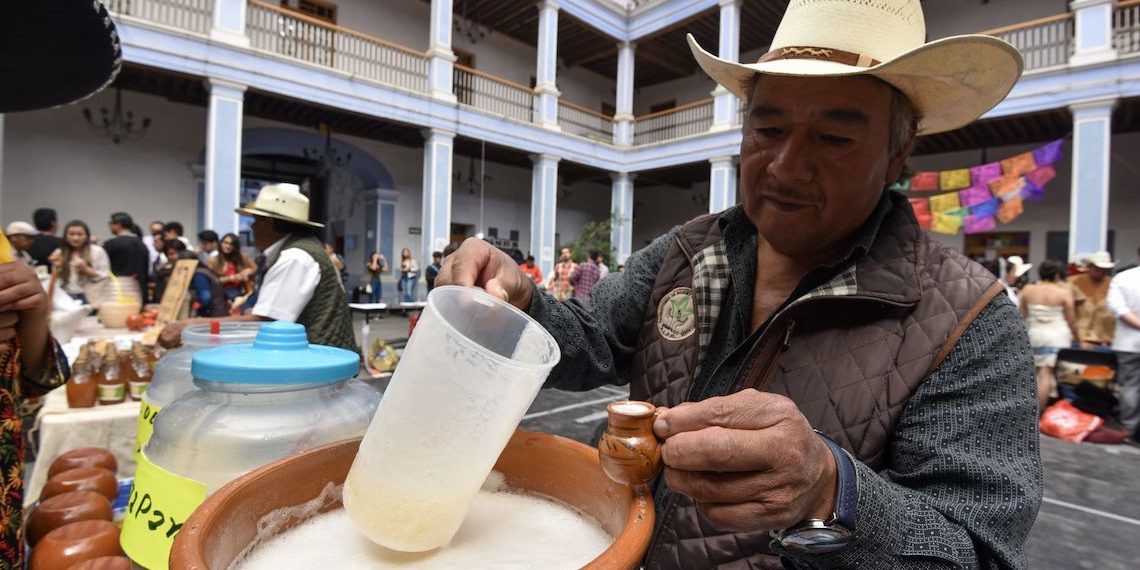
[399,248,419,303]
[366,252,387,303]
[1020,259,1081,411]
[49,220,109,304]
[208,233,256,302]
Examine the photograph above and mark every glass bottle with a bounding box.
[97,346,126,405]
[65,355,97,408]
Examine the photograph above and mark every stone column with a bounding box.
[429,0,457,100]
[204,79,246,236]
[534,0,561,130]
[210,0,249,46]
[711,0,742,130]
[613,42,635,146]
[610,173,634,264]
[1070,0,1117,66]
[530,154,560,276]
[709,156,737,214]
[1068,98,1115,261]
[421,128,455,266]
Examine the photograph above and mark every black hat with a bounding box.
[0,0,122,113]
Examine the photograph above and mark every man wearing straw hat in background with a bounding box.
[440,0,1040,567]
[1004,255,1033,305]
[0,1,122,562]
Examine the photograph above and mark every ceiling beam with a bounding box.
[636,45,692,78]
[565,44,618,67]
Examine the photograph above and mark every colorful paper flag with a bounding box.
[964,214,997,234]
[944,207,970,218]
[889,179,912,191]
[910,171,940,191]
[970,162,1003,186]
[908,198,930,216]
[959,185,993,208]
[1026,165,1056,187]
[916,212,933,230]
[1001,152,1037,177]
[988,176,1025,199]
[998,196,1024,223]
[971,199,1000,217]
[1021,179,1045,202]
[928,192,961,213]
[1033,139,1064,166]
[931,212,963,235]
[939,168,971,191]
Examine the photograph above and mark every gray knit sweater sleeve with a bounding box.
[528,230,676,391]
[779,295,1043,569]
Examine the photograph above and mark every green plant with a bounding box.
[567,218,616,271]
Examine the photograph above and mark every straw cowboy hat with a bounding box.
[1,0,122,113]
[236,183,325,228]
[1083,251,1116,270]
[687,0,1024,135]
[1006,256,1033,281]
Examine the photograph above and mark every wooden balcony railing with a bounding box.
[633,98,714,145]
[246,0,429,93]
[982,13,1074,72]
[558,101,614,142]
[453,65,534,123]
[1115,0,1140,56]
[105,0,212,35]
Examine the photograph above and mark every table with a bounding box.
[25,387,141,507]
[348,302,388,323]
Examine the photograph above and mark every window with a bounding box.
[454,48,476,69]
[280,0,338,23]
[649,100,676,114]
[455,48,477,105]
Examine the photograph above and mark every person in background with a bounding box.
[366,252,387,303]
[1020,260,1080,411]
[1108,262,1140,440]
[104,212,150,297]
[143,220,164,274]
[519,255,543,286]
[547,247,576,302]
[569,249,601,300]
[49,220,109,304]
[3,222,38,267]
[399,248,419,303]
[168,248,227,318]
[597,253,610,280]
[163,221,193,249]
[27,208,61,270]
[1003,255,1032,305]
[1069,251,1117,349]
[197,230,220,263]
[148,232,166,303]
[425,251,443,292]
[324,243,348,288]
[209,233,257,302]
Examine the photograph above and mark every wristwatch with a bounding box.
[770,431,858,554]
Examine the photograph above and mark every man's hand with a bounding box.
[0,262,51,375]
[158,320,188,348]
[653,390,837,533]
[435,238,534,310]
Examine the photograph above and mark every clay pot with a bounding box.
[48,448,119,479]
[598,401,663,487]
[41,467,119,502]
[67,556,133,570]
[172,430,654,569]
[25,491,113,546]
[29,520,123,570]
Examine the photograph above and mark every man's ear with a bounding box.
[886,124,918,186]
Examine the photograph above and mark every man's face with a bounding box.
[150,223,164,235]
[202,240,217,253]
[740,75,907,257]
[560,248,571,262]
[1088,266,1109,281]
[250,216,277,251]
[9,234,33,252]
[163,229,178,241]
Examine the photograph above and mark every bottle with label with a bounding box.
[98,346,126,405]
[128,344,152,401]
[66,353,97,408]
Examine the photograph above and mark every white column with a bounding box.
[534,0,561,130]
[711,0,742,130]
[613,42,636,146]
[210,0,249,46]
[709,156,737,214]
[421,129,455,267]
[1068,98,1115,261]
[530,154,560,276]
[1070,0,1117,66]
[610,173,634,264]
[204,79,246,237]
[429,0,457,100]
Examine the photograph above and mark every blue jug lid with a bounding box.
[191,321,359,385]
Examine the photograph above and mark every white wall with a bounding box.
[631,180,709,248]
[634,73,716,115]
[921,0,1070,39]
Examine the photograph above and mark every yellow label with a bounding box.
[120,450,207,570]
[135,399,161,457]
[0,228,12,263]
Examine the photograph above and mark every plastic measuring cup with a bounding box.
[343,285,561,552]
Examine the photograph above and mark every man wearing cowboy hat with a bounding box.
[439,0,1040,567]
[1003,255,1033,304]
[3,222,39,267]
[1069,251,1117,348]
[0,1,122,563]
[159,183,357,352]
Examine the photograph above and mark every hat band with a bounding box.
[758,46,881,68]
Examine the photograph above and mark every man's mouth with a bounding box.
[760,193,814,212]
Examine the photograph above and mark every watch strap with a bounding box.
[816,430,857,532]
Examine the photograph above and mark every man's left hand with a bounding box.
[653,389,837,533]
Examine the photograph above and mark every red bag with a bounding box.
[1040,400,1104,442]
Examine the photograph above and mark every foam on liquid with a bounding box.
[233,473,613,570]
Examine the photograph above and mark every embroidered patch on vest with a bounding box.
[658,287,696,341]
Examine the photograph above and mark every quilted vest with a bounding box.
[630,196,1003,570]
[265,234,358,353]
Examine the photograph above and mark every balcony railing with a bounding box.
[558,101,614,142]
[1115,0,1140,56]
[633,98,714,145]
[105,0,212,35]
[453,65,534,123]
[983,13,1074,72]
[247,0,429,93]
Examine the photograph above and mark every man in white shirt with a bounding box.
[1108,265,1140,438]
[4,221,38,267]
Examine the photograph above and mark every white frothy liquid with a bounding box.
[233,475,613,570]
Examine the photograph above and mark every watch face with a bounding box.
[781,527,851,554]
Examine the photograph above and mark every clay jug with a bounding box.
[597,401,663,487]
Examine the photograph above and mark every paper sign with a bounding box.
[120,451,208,570]
[1033,139,1064,166]
[970,162,1003,186]
[910,171,940,191]
[1001,152,1037,177]
[998,196,1024,223]
[959,185,993,208]
[135,400,161,457]
[1026,165,1057,187]
[971,199,1000,217]
[928,192,961,213]
[931,213,963,235]
[964,214,997,234]
[156,259,200,324]
[939,168,971,190]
